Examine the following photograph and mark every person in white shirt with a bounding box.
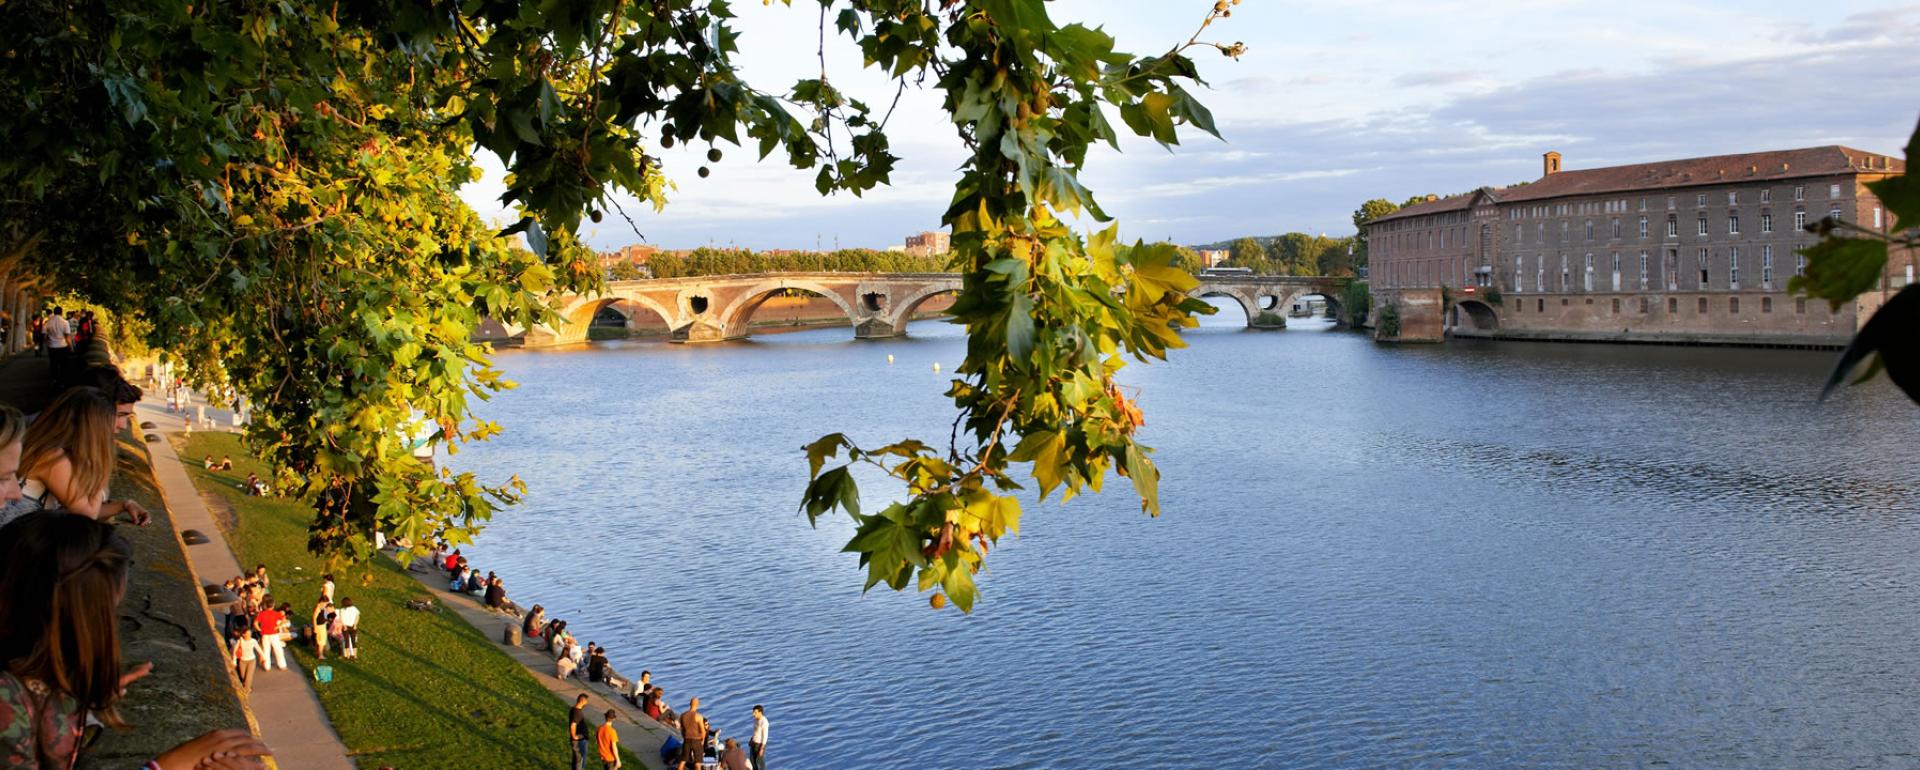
[231,627,264,695]
[336,597,362,660]
[42,307,72,382]
[750,705,768,770]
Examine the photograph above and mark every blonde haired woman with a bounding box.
[0,387,150,529]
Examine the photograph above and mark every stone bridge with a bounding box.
[1190,274,1353,328]
[519,272,962,346]
[507,271,1352,346]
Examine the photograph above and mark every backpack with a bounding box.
[312,665,333,684]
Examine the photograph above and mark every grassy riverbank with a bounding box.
[176,432,640,769]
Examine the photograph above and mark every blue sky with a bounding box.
[459,1,1920,251]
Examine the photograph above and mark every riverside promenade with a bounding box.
[403,569,679,770]
[137,395,357,770]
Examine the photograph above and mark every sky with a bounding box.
[458,1,1920,252]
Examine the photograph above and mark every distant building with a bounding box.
[1195,249,1230,269]
[904,231,951,257]
[601,244,658,278]
[1364,146,1909,346]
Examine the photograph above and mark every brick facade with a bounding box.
[1364,146,1910,346]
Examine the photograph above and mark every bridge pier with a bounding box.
[853,317,903,339]
[670,320,734,344]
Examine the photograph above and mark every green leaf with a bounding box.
[1006,291,1035,362]
[1823,284,1920,405]
[1124,442,1160,516]
[1788,237,1887,310]
[803,433,847,478]
[941,564,978,613]
[525,220,549,257]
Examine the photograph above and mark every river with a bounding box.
[451,299,1920,769]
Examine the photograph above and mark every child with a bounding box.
[232,627,264,694]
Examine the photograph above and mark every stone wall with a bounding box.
[1469,290,1859,347]
[1374,287,1445,343]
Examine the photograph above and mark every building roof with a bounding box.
[1367,145,1903,226]
[1500,145,1901,203]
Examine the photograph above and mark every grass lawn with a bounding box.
[177,432,641,770]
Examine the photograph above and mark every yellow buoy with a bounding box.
[887,354,894,365]
[932,362,941,372]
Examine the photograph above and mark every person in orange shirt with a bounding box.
[596,709,622,769]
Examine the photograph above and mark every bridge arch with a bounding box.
[1453,299,1500,331]
[719,279,860,338]
[1191,283,1259,326]
[887,285,961,330]
[591,296,674,331]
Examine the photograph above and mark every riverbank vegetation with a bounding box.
[630,247,953,279]
[176,432,637,768]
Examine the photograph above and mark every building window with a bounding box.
[1697,216,1709,236]
[1794,185,1805,201]
[1586,220,1594,241]
[1729,246,1740,289]
[1515,255,1525,291]
[1829,183,1842,198]
[1762,296,1773,313]
[1583,253,1594,291]
[1698,248,1711,289]
[1640,297,1650,314]
[1796,298,1807,314]
[1639,250,1649,289]
[1696,193,1708,208]
[1639,216,1648,238]
[1875,206,1884,229]
[1761,212,1773,234]
[1795,253,1805,277]
[1514,224,1522,244]
[1537,223,1545,242]
[1794,210,1807,232]
[1727,191,1739,205]
[1611,298,1621,314]
[1665,247,1679,290]
[1611,252,1621,290]
[1537,298,1545,312]
[1762,245,1773,289]
[1611,219,1621,239]
[1667,214,1678,238]
[1536,261,1545,294]
[1829,206,1843,223]
[1669,297,1679,314]
[1730,297,1740,313]
[1728,215,1740,235]
[1698,297,1709,313]
[1639,198,1648,211]
[1561,221,1569,241]
[1760,188,1772,203]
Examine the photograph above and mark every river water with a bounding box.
[452,300,1920,769]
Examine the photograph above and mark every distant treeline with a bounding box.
[615,247,954,279]
[1187,233,1361,277]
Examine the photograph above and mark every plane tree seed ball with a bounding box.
[707,148,723,162]
[698,166,710,178]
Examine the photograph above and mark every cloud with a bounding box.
[1393,69,1485,88]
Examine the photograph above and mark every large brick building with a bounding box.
[1365,146,1908,345]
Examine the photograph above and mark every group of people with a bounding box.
[216,565,363,694]
[1,356,272,767]
[421,545,770,770]
[27,306,101,385]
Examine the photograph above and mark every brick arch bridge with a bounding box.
[508,272,1352,346]
[1190,275,1353,328]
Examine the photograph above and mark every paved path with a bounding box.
[138,397,358,770]
[401,568,679,770]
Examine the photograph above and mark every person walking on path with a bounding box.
[568,694,592,770]
[750,705,768,770]
[336,598,361,660]
[595,709,621,770]
[41,307,70,384]
[231,627,264,695]
[254,601,288,671]
[678,698,709,770]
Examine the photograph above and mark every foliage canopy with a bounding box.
[2,0,1243,610]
